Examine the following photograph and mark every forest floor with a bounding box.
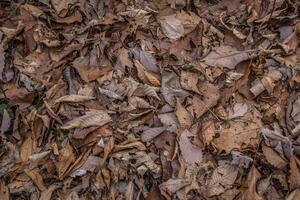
[0,0,300,199]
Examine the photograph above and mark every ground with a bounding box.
[0,0,300,199]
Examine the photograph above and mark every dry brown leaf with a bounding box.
[61,110,111,129]
[0,109,11,134]
[202,163,238,197]
[102,168,111,188]
[201,120,215,145]
[73,57,112,82]
[159,11,200,40]
[25,168,46,191]
[141,127,166,142]
[262,145,287,169]
[40,184,61,200]
[179,130,203,164]
[159,15,184,40]
[238,165,263,200]
[0,43,5,81]
[213,111,261,153]
[227,103,248,120]
[287,188,300,200]
[20,137,33,162]
[0,182,9,200]
[289,155,300,191]
[57,142,75,178]
[203,45,250,69]
[180,71,201,95]
[159,178,191,196]
[128,96,153,109]
[134,60,161,86]
[54,95,95,104]
[190,81,220,118]
[51,0,78,16]
[176,98,193,129]
[55,10,82,24]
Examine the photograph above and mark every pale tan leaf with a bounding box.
[57,142,75,178]
[54,95,95,104]
[20,137,33,162]
[134,60,160,86]
[262,145,287,169]
[238,165,263,200]
[176,98,192,129]
[25,168,47,191]
[179,130,203,164]
[180,71,201,95]
[159,15,184,40]
[213,111,261,153]
[61,110,111,129]
[128,96,153,109]
[289,155,300,190]
[203,45,250,69]
[141,127,166,142]
[159,178,191,195]
[40,184,61,200]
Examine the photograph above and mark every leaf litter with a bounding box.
[0,0,299,199]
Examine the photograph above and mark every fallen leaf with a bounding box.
[141,127,166,142]
[159,14,184,40]
[179,130,203,164]
[159,11,200,40]
[202,162,238,197]
[71,156,100,177]
[176,98,192,129]
[289,155,300,190]
[159,178,191,196]
[228,103,248,120]
[180,71,202,95]
[238,165,263,200]
[40,184,61,200]
[56,142,75,178]
[25,168,47,191]
[20,137,33,162]
[262,145,287,169]
[0,109,10,134]
[203,45,250,69]
[134,60,161,86]
[213,111,261,153]
[0,44,4,80]
[54,94,95,104]
[61,110,111,129]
